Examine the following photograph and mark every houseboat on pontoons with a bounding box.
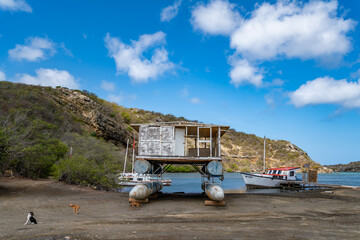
[241,167,301,188]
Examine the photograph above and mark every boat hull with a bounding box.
[241,173,300,188]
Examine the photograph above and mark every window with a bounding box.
[290,171,294,176]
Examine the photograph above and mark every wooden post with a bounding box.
[197,126,199,157]
[263,136,266,173]
[123,139,129,173]
[218,127,221,157]
[205,200,225,206]
[302,172,307,183]
[210,127,212,157]
[185,126,187,156]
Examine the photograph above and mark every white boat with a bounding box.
[117,172,172,186]
[241,167,301,188]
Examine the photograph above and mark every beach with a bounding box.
[0,177,359,240]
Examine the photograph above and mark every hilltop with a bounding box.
[0,81,328,188]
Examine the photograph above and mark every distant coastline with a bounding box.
[325,161,360,172]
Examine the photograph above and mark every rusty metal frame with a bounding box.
[191,164,205,175]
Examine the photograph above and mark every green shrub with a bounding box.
[0,127,10,174]
[55,155,118,190]
[230,162,237,168]
[0,117,68,178]
[240,166,250,172]
[166,165,196,173]
[18,139,67,178]
[53,155,117,190]
[121,112,131,124]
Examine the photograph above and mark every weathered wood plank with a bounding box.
[205,200,225,206]
[129,198,149,203]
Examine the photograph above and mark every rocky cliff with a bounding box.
[47,87,131,146]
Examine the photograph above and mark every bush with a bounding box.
[17,139,68,178]
[53,132,125,189]
[166,165,196,173]
[121,112,131,124]
[53,155,117,190]
[240,166,250,172]
[0,118,68,178]
[0,128,10,174]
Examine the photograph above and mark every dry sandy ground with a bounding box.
[0,177,359,240]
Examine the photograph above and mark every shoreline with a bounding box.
[1,177,360,240]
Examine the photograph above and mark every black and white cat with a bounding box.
[24,212,37,225]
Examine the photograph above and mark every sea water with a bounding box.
[160,172,360,193]
[317,172,360,186]
[120,172,360,193]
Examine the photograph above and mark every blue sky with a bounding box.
[0,0,359,165]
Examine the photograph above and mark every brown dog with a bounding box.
[69,204,80,214]
[129,201,141,210]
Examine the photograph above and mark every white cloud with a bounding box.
[190,97,201,104]
[181,87,188,97]
[229,59,263,87]
[191,0,241,36]
[350,69,360,79]
[180,86,202,103]
[230,0,355,61]
[107,92,137,104]
[265,94,275,107]
[264,88,286,108]
[191,0,356,88]
[128,94,137,101]
[101,80,115,91]
[8,37,56,61]
[104,32,175,83]
[161,0,182,22]
[108,94,123,103]
[0,0,32,12]
[14,68,79,89]
[262,78,285,88]
[59,42,73,57]
[289,76,360,108]
[0,70,6,81]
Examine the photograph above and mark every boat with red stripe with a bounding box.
[241,167,301,188]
